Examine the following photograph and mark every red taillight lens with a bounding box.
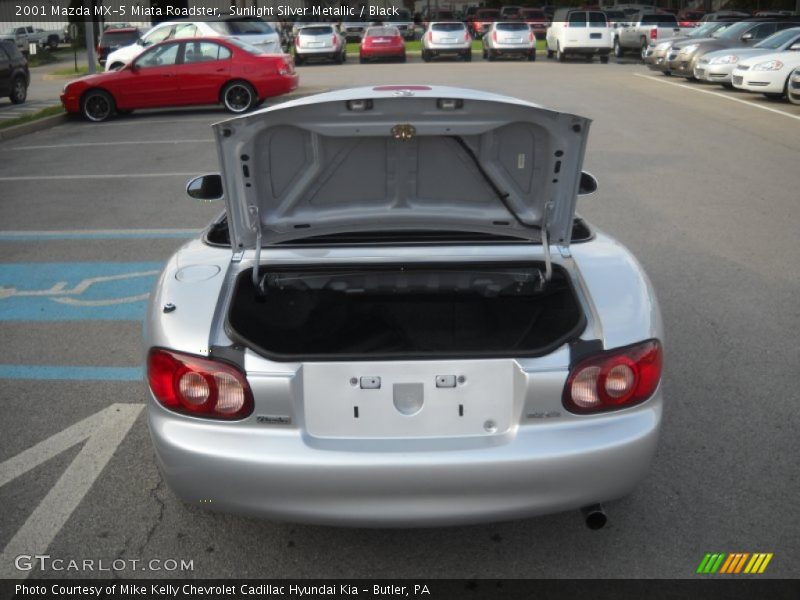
[427,31,432,42]
[529,31,535,42]
[147,348,254,420]
[650,27,658,40]
[464,30,470,41]
[294,36,300,47]
[563,340,662,414]
[492,30,497,42]
[332,34,337,46]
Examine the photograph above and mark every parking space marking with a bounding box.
[0,365,143,381]
[0,262,161,321]
[0,404,143,580]
[0,173,198,182]
[3,140,213,151]
[0,229,198,241]
[633,73,800,122]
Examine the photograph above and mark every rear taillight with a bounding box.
[464,30,470,41]
[332,34,337,46]
[529,31,535,42]
[427,31,432,42]
[650,27,658,40]
[294,36,300,47]
[563,340,662,414]
[148,348,254,420]
[492,30,497,42]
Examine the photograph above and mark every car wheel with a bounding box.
[334,52,343,65]
[359,56,366,64]
[9,75,27,104]
[487,50,495,62]
[294,54,304,66]
[482,47,487,59]
[600,55,609,64]
[80,89,114,122]
[464,49,472,62]
[546,48,554,59]
[613,38,623,58]
[640,38,648,61]
[222,81,257,114]
[422,49,430,63]
[557,43,565,63]
[48,36,59,50]
[528,50,536,62]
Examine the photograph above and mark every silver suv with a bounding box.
[422,21,472,62]
[293,24,346,65]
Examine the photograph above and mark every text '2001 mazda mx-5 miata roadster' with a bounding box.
[145,85,664,528]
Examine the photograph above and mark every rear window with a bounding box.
[300,26,335,36]
[568,12,607,27]
[496,22,530,32]
[604,10,626,20]
[641,14,679,26]
[366,27,399,37]
[100,30,140,46]
[431,23,466,32]
[207,19,274,36]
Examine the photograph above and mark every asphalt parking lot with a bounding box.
[1,57,799,580]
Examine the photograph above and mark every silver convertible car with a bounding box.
[145,86,664,528]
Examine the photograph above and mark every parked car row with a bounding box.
[644,16,800,104]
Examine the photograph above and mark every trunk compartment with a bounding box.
[227,262,585,361]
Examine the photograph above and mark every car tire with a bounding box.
[600,55,609,64]
[222,81,257,114]
[359,56,365,64]
[80,89,115,122]
[464,49,472,62]
[9,75,27,104]
[528,51,536,62]
[557,43,565,63]
[294,54,304,66]
[422,49,431,63]
[48,36,59,50]
[487,50,495,62]
[546,48,554,59]
[482,47,487,59]
[640,38,648,61]
[721,82,734,89]
[613,38,623,58]
[335,52,343,65]
[400,53,406,63]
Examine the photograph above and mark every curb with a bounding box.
[0,112,69,142]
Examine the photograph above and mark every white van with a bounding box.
[546,9,613,62]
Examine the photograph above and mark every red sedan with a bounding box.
[61,37,298,122]
[359,26,406,63]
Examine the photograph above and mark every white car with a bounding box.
[731,44,800,98]
[293,25,346,65]
[104,18,281,71]
[546,8,613,63]
[422,21,472,62]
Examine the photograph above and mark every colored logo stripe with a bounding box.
[697,553,773,574]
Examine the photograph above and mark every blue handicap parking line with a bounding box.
[0,365,144,381]
[0,262,162,321]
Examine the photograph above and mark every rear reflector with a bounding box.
[563,340,662,414]
[147,348,254,420]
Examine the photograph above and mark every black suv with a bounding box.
[0,40,29,104]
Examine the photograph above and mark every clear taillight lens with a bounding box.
[563,340,662,414]
[148,348,254,420]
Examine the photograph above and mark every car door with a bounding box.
[176,41,232,105]
[125,41,182,108]
[0,43,11,95]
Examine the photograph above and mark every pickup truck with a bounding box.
[613,13,681,58]
[0,25,64,51]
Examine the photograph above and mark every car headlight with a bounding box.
[709,54,738,65]
[752,60,784,71]
[681,44,699,54]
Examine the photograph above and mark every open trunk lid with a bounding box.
[212,85,592,250]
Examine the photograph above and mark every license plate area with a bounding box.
[303,360,516,438]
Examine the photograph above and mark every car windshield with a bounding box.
[300,26,334,35]
[100,30,140,46]
[432,23,466,32]
[713,21,755,39]
[207,19,274,35]
[496,22,530,31]
[366,27,399,37]
[754,27,800,48]
[225,37,268,55]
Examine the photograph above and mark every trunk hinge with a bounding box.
[248,205,264,294]
[539,201,554,288]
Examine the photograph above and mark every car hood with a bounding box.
[702,47,772,60]
[66,69,124,88]
[212,85,592,249]
[738,49,800,67]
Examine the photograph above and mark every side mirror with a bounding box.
[186,174,223,201]
[790,42,800,51]
[578,171,598,196]
[741,32,753,42]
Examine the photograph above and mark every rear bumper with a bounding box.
[258,73,299,99]
[425,44,471,54]
[148,390,662,527]
[361,47,405,59]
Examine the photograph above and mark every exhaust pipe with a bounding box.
[580,504,607,530]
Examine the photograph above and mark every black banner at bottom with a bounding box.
[3,579,800,600]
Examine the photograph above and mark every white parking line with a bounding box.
[0,172,199,181]
[633,73,800,122]
[3,140,213,151]
[0,404,143,580]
